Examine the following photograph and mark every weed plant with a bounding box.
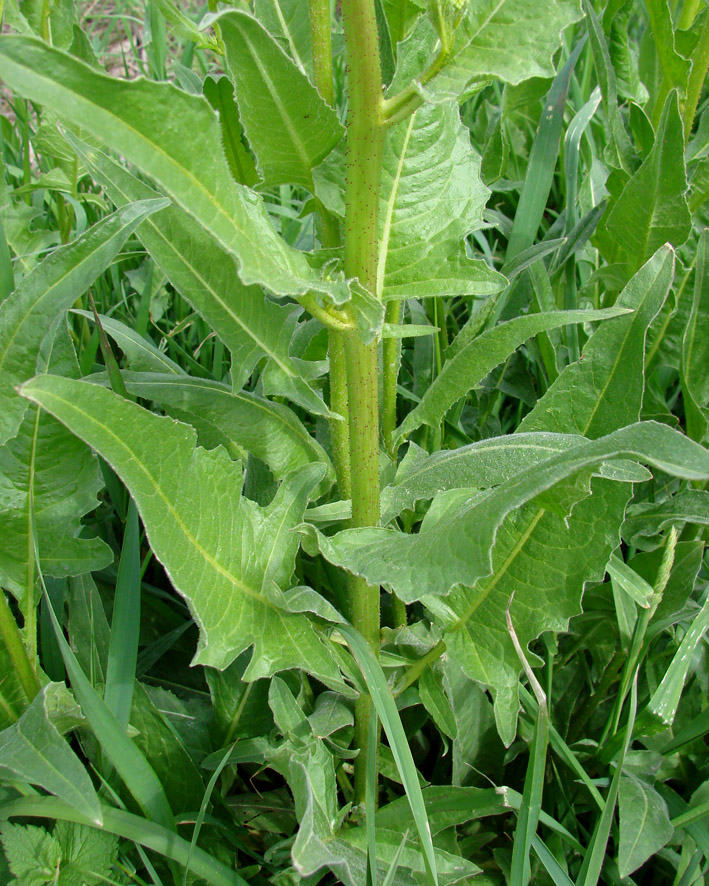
[0,0,708,883]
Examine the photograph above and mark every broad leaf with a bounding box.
[380,0,424,50]
[380,433,647,523]
[0,683,101,825]
[618,774,673,877]
[0,199,166,446]
[129,682,205,814]
[519,245,675,437]
[0,37,348,302]
[0,324,111,600]
[70,137,330,412]
[396,307,629,441]
[115,372,334,494]
[254,0,314,76]
[304,421,709,601]
[622,490,709,547]
[1,821,118,886]
[437,478,630,742]
[424,0,583,100]
[20,376,343,686]
[220,11,342,190]
[0,639,27,730]
[681,230,709,442]
[376,102,505,300]
[603,93,691,273]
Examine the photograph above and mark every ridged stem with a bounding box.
[341,0,384,804]
[309,0,351,498]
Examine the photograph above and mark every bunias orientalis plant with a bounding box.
[0,0,708,882]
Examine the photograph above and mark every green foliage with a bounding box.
[0,0,708,882]
[0,821,120,886]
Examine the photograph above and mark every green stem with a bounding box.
[0,589,40,705]
[329,332,351,498]
[308,0,351,499]
[394,640,446,696]
[683,10,709,140]
[678,0,701,30]
[382,300,402,454]
[342,0,384,804]
[297,293,355,332]
[39,0,51,41]
[381,44,451,126]
[23,407,40,668]
[309,0,334,107]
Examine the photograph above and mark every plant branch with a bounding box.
[297,293,356,332]
[381,43,451,126]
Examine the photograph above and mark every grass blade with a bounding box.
[576,679,637,886]
[104,499,141,729]
[339,623,438,886]
[41,578,175,830]
[508,597,549,886]
[505,38,585,262]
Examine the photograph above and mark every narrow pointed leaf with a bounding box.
[0,37,346,301]
[603,92,691,272]
[0,199,167,446]
[645,0,691,97]
[73,310,185,375]
[104,501,141,730]
[638,596,709,731]
[42,587,176,830]
[339,624,438,886]
[0,683,102,824]
[396,308,628,441]
[21,376,343,686]
[202,74,260,188]
[520,245,675,437]
[70,137,329,410]
[681,229,709,441]
[622,490,709,545]
[219,11,342,190]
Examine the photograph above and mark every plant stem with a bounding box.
[683,9,709,139]
[308,0,351,498]
[0,588,40,705]
[329,333,352,498]
[382,300,402,455]
[678,0,701,30]
[394,640,446,696]
[341,0,384,804]
[309,0,334,107]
